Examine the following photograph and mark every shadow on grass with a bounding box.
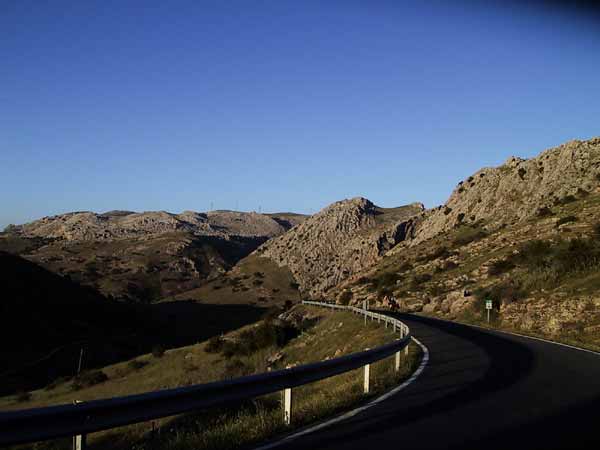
[1,302,267,395]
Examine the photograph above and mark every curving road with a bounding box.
[265,313,600,450]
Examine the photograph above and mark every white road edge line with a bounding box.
[414,312,600,356]
[253,336,430,450]
[464,321,600,356]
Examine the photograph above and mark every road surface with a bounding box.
[267,313,600,450]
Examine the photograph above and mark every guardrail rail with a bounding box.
[0,301,412,448]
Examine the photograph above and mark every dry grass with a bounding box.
[173,255,301,307]
[8,306,420,450]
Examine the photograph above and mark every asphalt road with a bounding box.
[270,313,600,450]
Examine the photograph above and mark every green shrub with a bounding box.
[338,290,353,305]
[554,194,577,206]
[72,370,108,390]
[127,360,147,370]
[513,240,554,266]
[410,273,432,289]
[512,237,600,291]
[224,359,251,379]
[488,259,515,276]
[221,321,299,359]
[537,206,553,217]
[417,246,451,263]
[556,215,578,227]
[205,336,224,353]
[475,282,525,307]
[453,226,487,247]
[398,261,413,272]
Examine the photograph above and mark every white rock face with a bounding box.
[11,209,301,242]
[257,197,424,297]
[410,137,600,244]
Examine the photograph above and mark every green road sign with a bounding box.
[485,299,493,310]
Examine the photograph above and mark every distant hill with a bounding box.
[255,198,424,297]
[0,251,267,394]
[1,210,307,302]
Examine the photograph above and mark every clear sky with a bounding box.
[2,1,600,228]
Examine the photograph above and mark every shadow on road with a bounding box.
[297,312,536,447]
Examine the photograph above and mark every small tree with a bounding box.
[338,290,352,305]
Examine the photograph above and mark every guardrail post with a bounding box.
[395,350,401,372]
[72,400,86,450]
[364,364,370,394]
[73,434,86,450]
[282,388,292,426]
[405,342,409,356]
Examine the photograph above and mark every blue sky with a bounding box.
[2,1,600,228]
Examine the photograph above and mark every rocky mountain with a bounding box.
[1,210,307,302]
[9,209,295,241]
[327,137,600,350]
[409,137,600,245]
[255,198,424,297]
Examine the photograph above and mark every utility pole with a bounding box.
[77,347,85,375]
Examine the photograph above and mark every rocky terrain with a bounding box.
[409,137,600,245]
[255,198,424,297]
[1,210,306,302]
[327,137,600,350]
[7,209,298,241]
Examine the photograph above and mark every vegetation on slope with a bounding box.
[172,254,302,307]
[0,252,267,395]
[339,189,600,350]
[6,305,420,450]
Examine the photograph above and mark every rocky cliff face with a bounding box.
[256,198,424,297]
[410,137,600,244]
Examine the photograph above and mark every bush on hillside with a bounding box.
[205,336,225,353]
[488,258,516,276]
[556,215,578,227]
[127,360,148,370]
[410,273,432,289]
[555,194,577,205]
[398,261,413,272]
[453,226,487,247]
[338,290,353,305]
[220,320,300,359]
[71,370,108,391]
[475,282,525,307]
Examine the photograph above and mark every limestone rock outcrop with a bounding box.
[256,198,424,297]
[410,137,600,244]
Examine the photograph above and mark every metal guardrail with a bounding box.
[0,301,411,447]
